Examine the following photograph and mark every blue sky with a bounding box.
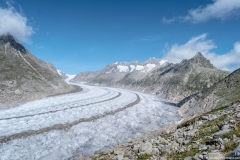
[1,0,240,74]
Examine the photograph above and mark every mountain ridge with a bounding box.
[71,52,229,103]
[179,67,240,119]
[0,34,74,108]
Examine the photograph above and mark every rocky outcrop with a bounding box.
[83,103,240,160]
[0,34,74,108]
[179,68,240,119]
[72,53,229,103]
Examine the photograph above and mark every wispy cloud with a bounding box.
[0,1,34,43]
[163,33,240,71]
[161,17,177,24]
[162,0,240,24]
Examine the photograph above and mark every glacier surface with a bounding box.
[0,83,180,159]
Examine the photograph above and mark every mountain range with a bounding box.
[72,52,230,106]
[1,33,239,120]
[0,34,74,108]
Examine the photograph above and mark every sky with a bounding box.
[1,0,240,74]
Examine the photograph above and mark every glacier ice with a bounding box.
[0,84,180,159]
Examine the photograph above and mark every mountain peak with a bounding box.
[190,52,214,68]
[194,52,204,58]
[0,34,27,54]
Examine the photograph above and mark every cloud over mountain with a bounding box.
[163,33,240,71]
[0,3,34,43]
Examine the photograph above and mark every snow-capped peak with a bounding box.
[159,60,167,65]
[57,69,62,75]
[106,58,167,73]
[57,69,76,81]
[117,65,129,72]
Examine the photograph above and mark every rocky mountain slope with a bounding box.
[179,67,240,119]
[135,53,230,102]
[0,34,74,108]
[72,53,229,103]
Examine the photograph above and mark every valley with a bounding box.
[0,83,180,159]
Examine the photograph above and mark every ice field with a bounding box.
[0,83,180,159]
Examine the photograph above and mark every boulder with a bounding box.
[198,145,208,151]
[229,144,240,159]
[14,89,22,95]
[184,156,193,160]
[132,144,140,151]
[114,149,124,155]
[176,138,184,145]
[116,154,123,160]
[236,112,240,118]
[158,137,169,145]
[201,116,209,120]
[151,148,160,155]
[207,150,225,160]
[213,130,232,138]
[140,141,153,154]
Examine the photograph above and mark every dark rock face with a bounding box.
[0,34,27,54]
[0,34,73,108]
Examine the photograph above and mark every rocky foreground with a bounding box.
[76,102,240,160]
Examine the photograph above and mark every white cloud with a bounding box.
[163,34,240,71]
[161,17,176,24]
[162,0,240,24]
[0,3,34,43]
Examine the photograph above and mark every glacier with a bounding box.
[0,83,180,159]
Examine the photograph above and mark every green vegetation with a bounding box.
[137,153,151,160]
[224,141,238,153]
[193,115,227,142]
[162,132,173,139]
[223,127,240,138]
[166,107,238,159]
[207,106,229,114]
[170,149,199,159]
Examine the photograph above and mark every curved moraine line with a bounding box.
[0,91,120,121]
[0,94,140,143]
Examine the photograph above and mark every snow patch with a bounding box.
[130,65,135,72]
[65,74,76,82]
[57,70,61,75]
[145,64,156,72]
[159,60,167,65]
[136,65,144,71]
[117,65,129,72]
